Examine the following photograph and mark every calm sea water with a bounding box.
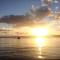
[0,37,60,59]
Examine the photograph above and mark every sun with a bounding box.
[32,27,49,37]
[31,27,49,47]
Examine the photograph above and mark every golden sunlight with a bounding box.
[34,37,47,59]
[32,27,49,37]
[35,37,46,47]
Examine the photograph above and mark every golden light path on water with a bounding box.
[31,27,49,59]
[34,37,47,59]
[35,37,46,48]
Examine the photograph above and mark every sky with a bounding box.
[0,0,60,28]
[0,0,60,17]
[0,0,60,35]
[0,0,41,17]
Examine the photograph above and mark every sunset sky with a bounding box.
[0,0,60,33]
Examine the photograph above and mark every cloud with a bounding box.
[26,4,51,23]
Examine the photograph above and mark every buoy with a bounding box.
[17,37,20,39]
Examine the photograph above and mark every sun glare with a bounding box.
[35,37,46,47]
[32,27,49,37]
[32,27,49,48]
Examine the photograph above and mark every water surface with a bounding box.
[0,37,60,59]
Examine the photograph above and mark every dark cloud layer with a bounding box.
[26,5,51,21]
[0,15,34,26]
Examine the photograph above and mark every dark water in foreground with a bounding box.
[0,47,60,59]
[0,37,60,59]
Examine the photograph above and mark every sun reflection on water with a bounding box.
[34,37,47,59]
[35,37,47,48]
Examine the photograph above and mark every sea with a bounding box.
[0,37,60,59]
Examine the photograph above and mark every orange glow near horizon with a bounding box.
[31,26,49,48]
[32,27,49,37]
